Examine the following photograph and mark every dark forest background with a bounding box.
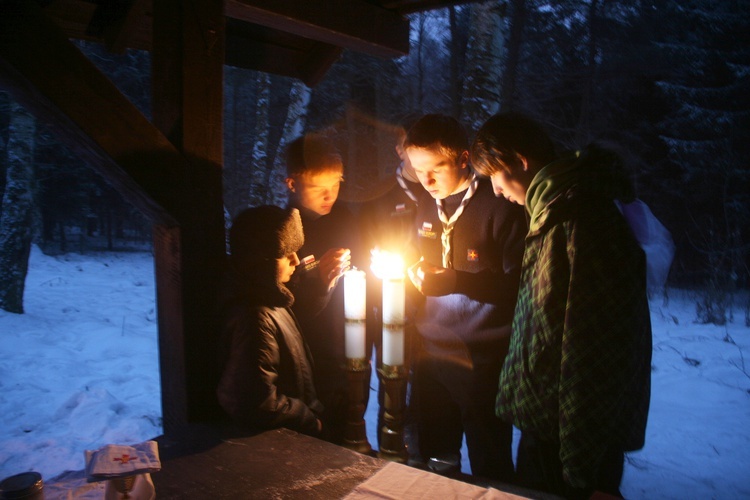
[1,0,749,324]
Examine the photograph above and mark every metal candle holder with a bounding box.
[377,363,408,463]
[342,357,373,455]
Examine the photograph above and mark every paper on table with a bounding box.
[344,462,528,499]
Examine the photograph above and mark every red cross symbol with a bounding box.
[113,454,138,465]
[467,249,479,261]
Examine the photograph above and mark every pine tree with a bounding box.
[651,0,750,320]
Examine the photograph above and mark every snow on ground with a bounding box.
[1,246,749,499]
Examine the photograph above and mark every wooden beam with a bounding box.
[225,32,342,86]
[226,0,410,58]
[0,0,176,225]
[43,0,152,51]
[298,43,344,87]
[382,0,487,15]
[152,0,227,432]
[101,0,153,54]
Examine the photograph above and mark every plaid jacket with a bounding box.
[496,151,652,489]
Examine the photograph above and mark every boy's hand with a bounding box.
[319,248,351,290]
[407,259,456,296]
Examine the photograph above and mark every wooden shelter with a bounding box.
[0,0,480,435]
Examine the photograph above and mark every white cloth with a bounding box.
[84,441,161,482]
[345,462,528,499]
[436,173,478,268]
[617,199,675,292]
[396,163,419,203]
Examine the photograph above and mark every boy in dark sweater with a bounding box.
[283,133,361,444]
[404,114,526,482]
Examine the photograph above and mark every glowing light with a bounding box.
[371,249,405,366]
[370,249,405,280]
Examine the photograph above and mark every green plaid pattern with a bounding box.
[497,192,652,488]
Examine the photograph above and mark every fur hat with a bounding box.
[229,206,304,265]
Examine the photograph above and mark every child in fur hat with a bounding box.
[217,205,324,437]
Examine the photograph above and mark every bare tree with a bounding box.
[500,0,527,112]
[268,81,312,207]
[0,100,36,313]
[248,72,271,208]
[462,2,507,131]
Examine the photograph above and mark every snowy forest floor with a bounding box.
[1,247,749,499]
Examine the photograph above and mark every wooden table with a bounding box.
[150,426,553,499]
[45,426,553,499]
[151,427,385,499]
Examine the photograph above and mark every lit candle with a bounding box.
[344,268,366,359]
[382,277,405,366]
[371,250,406,367]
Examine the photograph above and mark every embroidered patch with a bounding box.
[467,249,479,261]
[300,254,318,272]
[418,221,437,239]
[391,203,413,218]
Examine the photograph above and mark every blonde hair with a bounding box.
[285,133,343,178]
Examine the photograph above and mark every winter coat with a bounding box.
[217,264,323,437]
[496,146,653,489]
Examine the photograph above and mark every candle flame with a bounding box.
[370,249,405,279]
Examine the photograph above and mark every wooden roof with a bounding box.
[41,0,482,86]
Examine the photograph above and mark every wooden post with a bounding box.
[151,0,226,432]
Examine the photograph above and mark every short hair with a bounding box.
[403,114,468,163]
[471,112,556,176]
[285,133,343,178]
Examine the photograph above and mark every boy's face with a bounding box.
[407,147,469,200]
[276,252,300,283]
[488,157,534,205]
[286,169,343,216]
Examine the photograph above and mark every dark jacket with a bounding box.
[287,202,363,394]
[217,264,323,437]
[496,146,652,489]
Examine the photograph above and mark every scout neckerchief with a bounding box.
[436,172,478,268]
[396,163,418,203]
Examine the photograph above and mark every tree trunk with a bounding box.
[0,100,36,313]
[449,7,461,118]
[448,6,470,119]
[249,71,271,207]
[500,0,526,112]
[462,3,507,131]
[269,81,312,207]
[575,0,600,144]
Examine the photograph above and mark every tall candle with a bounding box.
[382,277,405,326]
[382,325,404,366]
[344,269,366,359]
[372,250,406,367]
[382,276,405,366]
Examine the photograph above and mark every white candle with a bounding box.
[382,277,405,326]
[371,250,406,367]
[382,324,404,366]
[345,322,366,359]
[344,269,366,359]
